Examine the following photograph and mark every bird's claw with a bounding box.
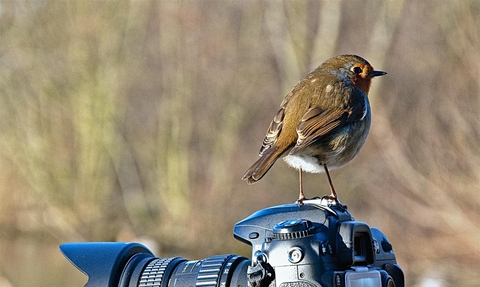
[320,195,347,209]
[296,197,306,207]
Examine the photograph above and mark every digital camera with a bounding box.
[61,198,404,287]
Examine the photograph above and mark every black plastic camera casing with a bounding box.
[61,199,404,287]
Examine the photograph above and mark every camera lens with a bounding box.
[157,255,249,287]
[60,243,250,287]
[130,255,251,287]
[133,254,251,287]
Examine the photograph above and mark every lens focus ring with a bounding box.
[197,255,237,287]
[139,257,181,287]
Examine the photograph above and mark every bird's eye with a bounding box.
[351,66,362,74]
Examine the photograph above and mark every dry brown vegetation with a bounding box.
[0,1,479,286]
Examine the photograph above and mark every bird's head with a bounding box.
[326,55,387,95]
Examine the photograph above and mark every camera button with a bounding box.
[287,247,304,264]
[249,232,260,239]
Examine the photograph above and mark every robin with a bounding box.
[242,54,386,204]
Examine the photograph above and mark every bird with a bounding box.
[242,54,386,204]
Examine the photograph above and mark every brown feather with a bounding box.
[260,108,285,156]
[242,146,285,184]
[291,107,346,153]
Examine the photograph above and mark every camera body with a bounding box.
[234,199,403,287]
[61,199,403,287]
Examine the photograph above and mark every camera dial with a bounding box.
[272,219,316,240]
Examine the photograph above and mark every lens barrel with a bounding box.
[60,243,250,287]
[161,255,249,287]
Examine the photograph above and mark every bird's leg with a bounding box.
[298,168,306,205]
[323,164,337,199]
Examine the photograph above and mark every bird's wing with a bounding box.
[291,86,369,154]
[257,77,312,156]
[259,107,285,156]
[291,107,347,153]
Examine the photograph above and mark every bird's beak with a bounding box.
[371,70,387,77]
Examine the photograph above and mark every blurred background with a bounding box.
[0,0,479,286]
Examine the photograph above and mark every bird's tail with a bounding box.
[242,146,283,184]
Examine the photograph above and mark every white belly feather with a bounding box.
[283,154,324,173]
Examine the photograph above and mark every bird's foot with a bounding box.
[297,197,306,207]
[320,195,347,209]
[296,196,306,207]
